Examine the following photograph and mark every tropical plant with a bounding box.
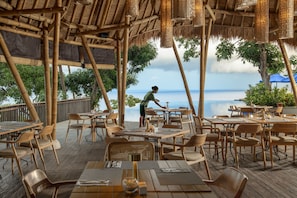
[244,83,295,107]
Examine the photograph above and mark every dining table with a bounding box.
[153,108,191,124]
[78,111,110,142]
[70,160,217,198]
[0,121,43,137]
[114,127,190,158]
[204,116,297,164]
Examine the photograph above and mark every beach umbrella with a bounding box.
[269,74,287,83]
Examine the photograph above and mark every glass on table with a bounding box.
[122,177,138,194]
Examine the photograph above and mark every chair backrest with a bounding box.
[212,167,248,198]
[22,169,52,198]
[106,141,155,161]
[106,112,118,125]
[105,125,124,138]
[235,124,262,135]
[17,130,35,144]
[184,134,207,147]
[39,125,54,138]
[68,113,82,120]
[162,124,181,129]
[271,123,297,134]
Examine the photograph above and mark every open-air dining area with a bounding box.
[2,0,297,198]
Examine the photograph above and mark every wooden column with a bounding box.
[43,21,52,126]
[277,39,297,105]
[0,32,40,122]
[172,40,196,115]
[51,0,62,140]
[198,24,206,117]
[120,15,131,125]
[116,37,123,125]
[80,34,112,110]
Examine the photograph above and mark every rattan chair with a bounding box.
[194,116,224,161]
[105,125,128,144]
[22,169,76,198]
[203,167,248,198]
[160,133,212,180]
[65,113,91,144]
[145,108,165,127]
[105,141,155,161]
[0,130,38,176]
[268,123,297,167]
[232,124,266,169]
[21,125,59,170]
[93,112,118,138]
[169,109,194,132]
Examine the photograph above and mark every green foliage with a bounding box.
[244,83,295,107]
[110,94,142,109]
[128,42,157,73]
[0,63,46,103]
[176,37,201,62]
[215,39,236,61]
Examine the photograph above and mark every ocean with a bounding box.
[99,89,247,121]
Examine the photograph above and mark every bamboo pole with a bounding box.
[0,7,66,17]
[80,34,112,110]
[277,39,297,105]
[51,0,62,140]
[116,36,123,125]
[59,65,67,99]
[43,21,52,126]
[0,32,40,122]
[120,15,131,125]
[198,24,206,117]
[172,40,196,115]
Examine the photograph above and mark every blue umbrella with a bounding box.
[269,74,287,83]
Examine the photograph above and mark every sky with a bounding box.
[127,38,296,91]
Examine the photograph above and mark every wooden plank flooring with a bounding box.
[1,121,297,197]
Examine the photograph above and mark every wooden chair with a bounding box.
[232,124,266,169]
[268,123,297,167]
[105,125,128,144]
[105,141,155,161]
[21,124,59,170]
[22,169,77,198]
[169,109,194,132]
[160,133,212,180]
[0,130,38,176]
[203,167,248,198]
[93,112,118,139]
[194,116,224,161]
[145,108,165,127]
[65,113,91,144]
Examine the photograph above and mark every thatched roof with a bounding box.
[0,0,295,68]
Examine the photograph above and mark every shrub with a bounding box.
[244,83,296,107]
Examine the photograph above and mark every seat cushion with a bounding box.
[0,147,33,158]
[163,150,203,161]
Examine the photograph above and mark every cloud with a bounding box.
[148,38,258,74]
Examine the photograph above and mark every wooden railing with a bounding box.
[0,98,91,123]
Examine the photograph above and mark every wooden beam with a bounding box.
[43,21,52,126]
[80,34,112,111]
[277,39,297,105]
[78,24,130,35]
[199,24,206,117]
[120,15,131,125]
[0,7,66,17]
[51,0,62,140]
[0,17,41,32]
[205,4,216,21]
[172,40,196,116]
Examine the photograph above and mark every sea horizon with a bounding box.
[100,89,247,121]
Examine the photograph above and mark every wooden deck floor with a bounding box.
[1,121,297,198]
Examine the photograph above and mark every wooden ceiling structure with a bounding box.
[0,0,297,137]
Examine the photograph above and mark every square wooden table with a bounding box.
[70,160,217,198]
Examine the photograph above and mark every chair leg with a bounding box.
[15,158,24,176]
[234,146,239,168]
[270,145,273,168]
[37,147,46,170]
[51,145,60,165]
[65,128,70,142]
